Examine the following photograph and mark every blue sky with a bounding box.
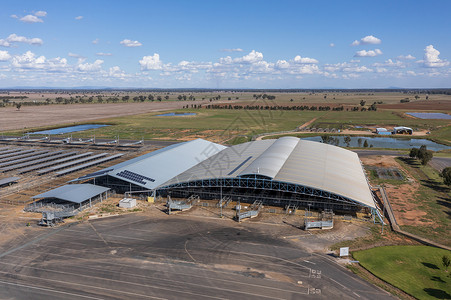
[0,0,450,88]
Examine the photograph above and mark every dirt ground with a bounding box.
[0,100,215,132]
[361,155,431,227]
[378,100,451,110]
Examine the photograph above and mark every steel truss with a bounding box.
[159,177,371,211]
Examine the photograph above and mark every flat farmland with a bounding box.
[0,100,212,132]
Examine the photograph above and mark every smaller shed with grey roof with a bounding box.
[32,184,110,208]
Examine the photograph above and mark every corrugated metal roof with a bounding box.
[239,136,299,179]
[162,139,375,208]
[73,139,227,189]
[32,184,110,204]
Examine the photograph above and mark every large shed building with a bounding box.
[73,137,378,214]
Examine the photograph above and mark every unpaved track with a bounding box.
[0,100,213,132]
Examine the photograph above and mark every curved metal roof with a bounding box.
[161,139,375,208]
[239,136,299,179]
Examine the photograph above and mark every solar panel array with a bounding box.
[0,151,75,173]
[0,150,57,168]
[0,149,35,160]
[18,152,92,174]
[116,169,155,186]
[55,154,123,177]
[37,153,108,175]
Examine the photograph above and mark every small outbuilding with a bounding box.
[393,126,413,135]
[32,184,110,208]
[376,128,391,135]
[119,198,137,208]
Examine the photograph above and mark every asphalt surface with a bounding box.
[0,213,394,300]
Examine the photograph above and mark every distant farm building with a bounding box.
[376,128,392,135]
[73,137,381,219]
[393,126,413,135]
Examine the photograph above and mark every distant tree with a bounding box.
[426,95,429,100]
[157,96,162,101]
[414,95,419,100]
[417,145,433,165]
[164,95,169,100]
[409,147,419,158]
[360,100,366,106]
[16,103,21,110]
[321,135,331,144]
[177,95,183,101]
[344,136,351,147]
[357,138,363,147]
[443,255,450,272]
[441,167,451,186]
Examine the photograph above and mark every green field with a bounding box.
[354,246,451,299]
[39,109,327,143]
[13,106,449,146]
[394,158,451,246]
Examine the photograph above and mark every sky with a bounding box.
[0,0,450,89]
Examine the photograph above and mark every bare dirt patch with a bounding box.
[378,100,451,111]
[0,100,214,132]
[362,155,433,227]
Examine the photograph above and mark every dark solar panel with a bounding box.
[116,169,155,186]
[228,156,253,175]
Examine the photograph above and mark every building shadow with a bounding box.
[421,262,440,270]
[431,276,446,283]
[423,288,451,299]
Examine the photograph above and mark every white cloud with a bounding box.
[19,15,44,23]
[351,35,381,46]
[75,16,83,20]
[342,66,373,73]
[234,50,263,63]
[293,55,318,64]
[139,54,162,70]
[329,43,335,47]
[0,51,11,61]
[373,59,405,68]
[354,49,383,57]
[1,34,43,46]
[108,66,127,78]
[10,14,18,19]
[68,53,85,59]
[34,11,47,17]
[221,48,243,52]
[77,59,104,72]
[0,40,10,47]
[96,52,112,56]
[276,60,290,69]
[11,51,67,70]
[397,54,415,60]
[120,39,142,47]
[419,45,449,68]
[92,38,99,44]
